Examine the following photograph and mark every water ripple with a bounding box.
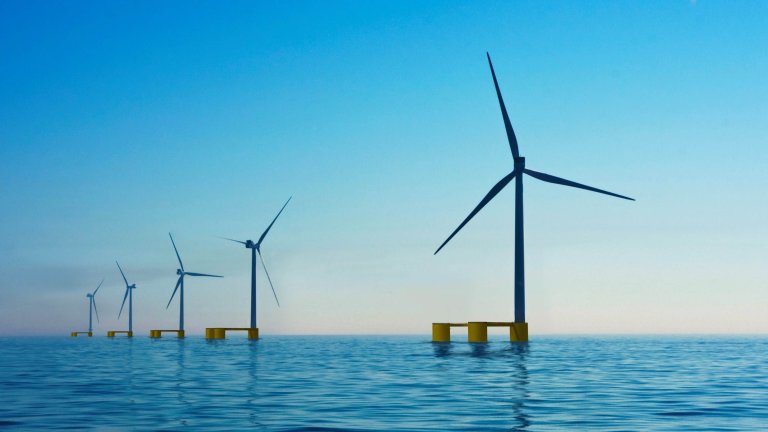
[0,336,766,430]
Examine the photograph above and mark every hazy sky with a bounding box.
[1,1,766,336]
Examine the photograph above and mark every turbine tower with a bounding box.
[167,233,222,332]
[222,197,290,329]
[86,279,103,334]
[116,261,136,333]
[435,53,634,325]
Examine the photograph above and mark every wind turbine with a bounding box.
[167,233,223,332]
[221,197,290,329]
[86,279,103,334]
[116,261,136,334]
[434,53,634,325]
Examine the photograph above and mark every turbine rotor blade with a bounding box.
[93,298,100,323]
[219,237,246,245]
[116,261,129,287]
[93,279,104,296]
[524,169,635,201]
[166,276,183,309]
[257,197,292,246]
[185,272,223,278]
[487,53,520,159]
[169,233,184,271]
[118,287,129,319]
[434,171,516,255]
[258,249,280,307]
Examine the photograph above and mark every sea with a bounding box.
[0,335,766,431]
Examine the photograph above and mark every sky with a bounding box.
[1,0,766,336]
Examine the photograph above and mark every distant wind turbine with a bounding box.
[435,53,634,324]
[167,233,222,332]
[221,197,290,329]
[86,279,103,334]
[116,261,136,333]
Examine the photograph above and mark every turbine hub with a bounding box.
[514,156,526,172]
[176,269,183,275]
[245,240,255,248]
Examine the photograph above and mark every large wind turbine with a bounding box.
[116,261,136,333]
[435,53,634,325]
[167,233,222,332]
[222,197,290,329]
[86,279,103,334]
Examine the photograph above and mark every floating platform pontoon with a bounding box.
[107,330,133,337]
[70,331,92,337]
[149,329,185,338]
[205,327,259,340]
[432,321,528,342]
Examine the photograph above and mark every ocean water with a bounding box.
[0,335,766,431]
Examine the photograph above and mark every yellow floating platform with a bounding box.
[149,329,185,338]
[70,331,92,337]
[106,330,133,337]
[432,322,528,343]
[205,327,259,340]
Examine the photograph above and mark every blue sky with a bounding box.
[1,0,766,335]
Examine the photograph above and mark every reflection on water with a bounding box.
[469,342,489,357]
[509,343,530,431]
[246,343,263,428]
[433,340,532,430]
[432,342,452,357]
[173,339,187,423]
[0,336,766,430]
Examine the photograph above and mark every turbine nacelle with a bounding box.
[176,268,183,276]
[245,240,256,249]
